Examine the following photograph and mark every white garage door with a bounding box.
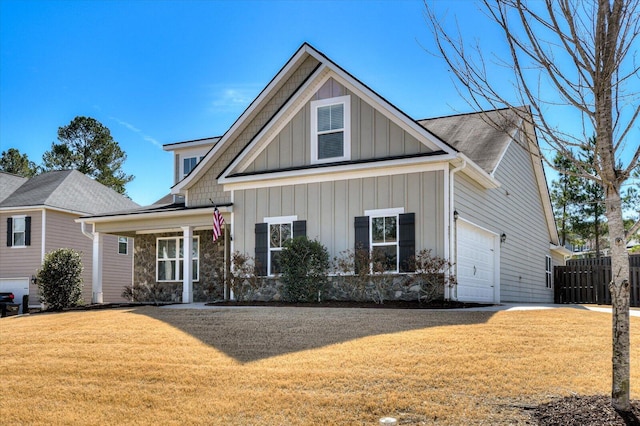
[0,278,30,313]
[456,221,498,303]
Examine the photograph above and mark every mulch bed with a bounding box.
[532,395,640,425]
[206,299,488,309]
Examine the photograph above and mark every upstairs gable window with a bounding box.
[311,95,350,164]
[183,156,205,178]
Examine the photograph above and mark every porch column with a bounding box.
[182,226,193,303]
[92,231,103,304]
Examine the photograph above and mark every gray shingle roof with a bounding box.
[0,170,139,214]
[418,108,521,175]
[0,172,28,203]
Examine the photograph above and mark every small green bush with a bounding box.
[37,248,84,310]
[280,237,330,303]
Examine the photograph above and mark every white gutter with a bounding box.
[448,159,466,301]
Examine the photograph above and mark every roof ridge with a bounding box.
[417,106,519,122]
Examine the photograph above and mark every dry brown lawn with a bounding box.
[1,306,639,425]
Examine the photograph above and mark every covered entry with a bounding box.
[455,220,500,303]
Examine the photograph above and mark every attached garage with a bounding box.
[455,220,500,303]
[0,277,30,313]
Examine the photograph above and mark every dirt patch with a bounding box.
[532,395,640,425]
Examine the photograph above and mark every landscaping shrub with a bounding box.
[280,237,330,302]
[406,249,456,304]
[332,246,393,304]
[37,248,83,310]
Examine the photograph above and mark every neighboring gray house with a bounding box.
[78,43,568,304]
[0,170,139,309]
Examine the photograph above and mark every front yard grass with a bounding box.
[1,306,638,425]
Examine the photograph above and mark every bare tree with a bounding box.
[424,0,639,412]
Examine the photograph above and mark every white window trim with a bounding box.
[366,208,404,273]
[264,215,297,277]
[11,215,27,248]
[118,237,128,255]
[545,255,553,289]
[310,95,351,164]
[156,236,200,282]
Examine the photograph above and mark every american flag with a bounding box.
[212,207,225,242]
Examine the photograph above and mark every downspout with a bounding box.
[448,160,466,301]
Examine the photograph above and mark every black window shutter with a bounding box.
[6,217,12,247]
[292,220,307,238]
[354,216,369,274]
[399,213,415,272]
[254,223,268,276]
[25,216,31,246]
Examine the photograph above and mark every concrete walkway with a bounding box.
[161,302,640,316]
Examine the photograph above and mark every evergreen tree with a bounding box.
[0,148,38,177]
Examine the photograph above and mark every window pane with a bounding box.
[270,224,281,248]
[118,237,127,255]
[372,217,385,243]
[330,104,344,129]
[193,259,199,280]
[13,217,25,232]
[318,132,344,159]
[13,233,25,246]
[192,238,198,258]
[158,260,175,281]
[271,250,282,275]
[317,106,332,132]
[372,246,397,272]
[158,240,169,259]
[281,224,291,243]
[385,216,397,242]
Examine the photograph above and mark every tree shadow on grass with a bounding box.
[128,306,496,363]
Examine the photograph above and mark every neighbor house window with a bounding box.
[545,255,552,288]
[7,216,30,247]
[118,237,128,255]
[183,156,204,178]
[156,236,199,281]
[355,208,415,274]
[310,95,350,164]
[255,217,306,277]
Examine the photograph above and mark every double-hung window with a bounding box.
[7,216,30,247]
[545,255,552,288]
[268,220,293,275]
[156,236,199,281]
[368,208,403,272]
[355,208,414,274]
[310,95,350,164]
[118,237,128,255]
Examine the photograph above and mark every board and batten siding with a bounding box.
[454,139,553,302]
[232,171,445,261]
[244,80,433,174]
[0,210,43,302]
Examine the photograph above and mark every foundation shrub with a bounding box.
[229,252,261,301]
[37,248,84,310]
[406,249,456,304]
[280,237,330,302]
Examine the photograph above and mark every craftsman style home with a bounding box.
[78,43,567,304]
[0,170,139,310]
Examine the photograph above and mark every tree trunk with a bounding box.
[606,187,631,412]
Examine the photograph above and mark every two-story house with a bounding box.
[0,170,139,310]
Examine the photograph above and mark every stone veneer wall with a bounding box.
[133,230,225,302]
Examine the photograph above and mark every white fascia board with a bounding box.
[550,243,572,256]
[222,65,331,178]
[163,137,220,152]
[457,153,501,189]
[75,205,233,225]
[172,47,314,194]
[0,205,88,216]
[221,157,455,191]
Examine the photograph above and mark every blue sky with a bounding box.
[1,0,636,206]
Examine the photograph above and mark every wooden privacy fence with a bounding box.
[554,255,640,306]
